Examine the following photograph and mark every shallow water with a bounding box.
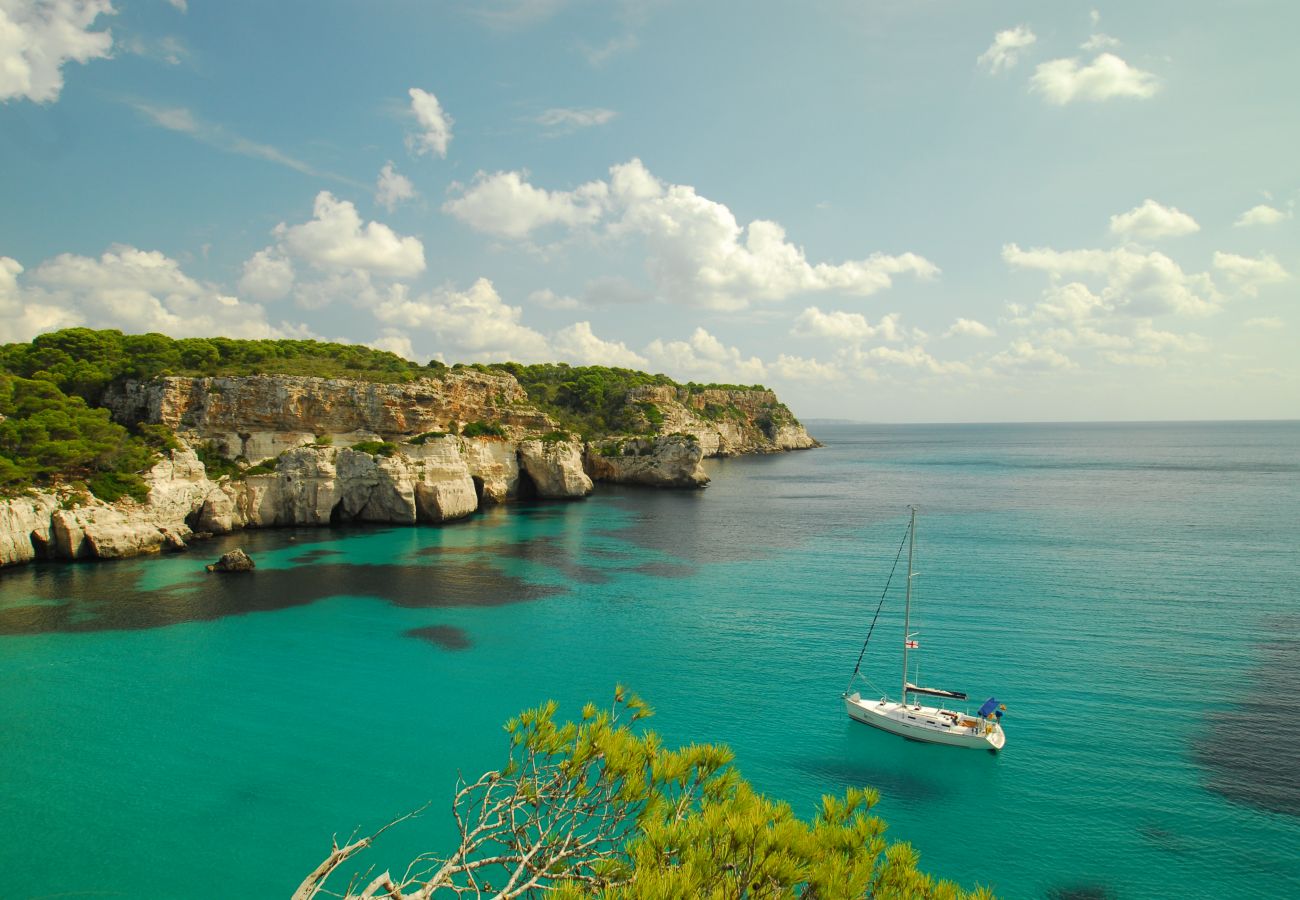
[1,421,1297,898]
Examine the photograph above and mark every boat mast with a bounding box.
[901,505,916,705]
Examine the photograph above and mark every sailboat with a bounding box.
[842,507,1007,751]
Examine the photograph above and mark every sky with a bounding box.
[1,0,1296,423]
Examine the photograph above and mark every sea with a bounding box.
[1,421,1297,899]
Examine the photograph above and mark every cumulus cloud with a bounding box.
[0,246,292,342]
[551,321,647,367]
[1003,243,1220,317]
[1030,53,1159,104]
[444,170,608,239]
[989,340,1075,371]
[1081,33,1120,51]
[276,191,425,278]
[644,328,767,383]
[535,107,617,133]
[944,318,996,338]
[407,88,453,158]
[373,277,550,362]
[529,288,581,310]
[237,248,295,301]
[1109,199,1200,241]
[1212,252,1289,295]
[791,307,904,342]
[1233,204,1290,227]
[978,25,1036,74]
[1244,316,1283,330]
[772,353,842,382]
[375,162,416,212]
[0,0,114,103]
[447,159,937,310]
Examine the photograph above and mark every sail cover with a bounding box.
[906,683,968,701]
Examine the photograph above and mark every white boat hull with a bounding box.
[844,692,1006,751]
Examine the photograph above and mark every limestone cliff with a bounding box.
[622,386,819,456]
[1,371,818,568]
[103,371,556,462]
[584,435,709,489]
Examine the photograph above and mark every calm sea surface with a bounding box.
[1,422,1298,899]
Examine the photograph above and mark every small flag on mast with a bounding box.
[904,639,919,649]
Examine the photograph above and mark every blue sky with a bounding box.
[1,0,1296,422]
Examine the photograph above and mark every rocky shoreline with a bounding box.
[0,372,819,568]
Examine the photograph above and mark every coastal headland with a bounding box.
[0,330,818,567]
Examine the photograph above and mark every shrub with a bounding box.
[87,471,150,503]
[460,421,506,439]
[350,440,398,457]
[538,430,571,443]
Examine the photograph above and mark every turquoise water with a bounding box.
[1,422,1298,899]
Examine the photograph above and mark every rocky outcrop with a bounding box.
[518,439,594,499]
[623,386,819,457]
[206,548,254,572]
[584,435,709,488]
[103,371,557,462]
[0,493,61,565]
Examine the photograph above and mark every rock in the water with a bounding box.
[206,548,255,572]
[584,434,709,488]
[518,438,594,498]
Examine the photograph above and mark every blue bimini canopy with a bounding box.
[978,697,1000,717]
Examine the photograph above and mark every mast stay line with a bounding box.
[846,516,913,691]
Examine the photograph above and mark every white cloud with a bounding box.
[407,87,453,158]
[1244,316,1283,330]
[551,321,648,367]
[237,248,295,301]
[375,162,416,212]
[989,340,1076,371]
[165,0,186,10]
[1212,252,1289,295]
[535,107,617,133]
[129,100,362,185]
[772,353,842,382]
[791,306,904,342]
[0,246,292,342]
[374,277,550,362]
[607,159,940,309]
[0,0,114,103]
[1030,53,1160,104]
[1003,243,1220,317]
[529,288,581,310]
[367,332,415,360]
[1233,204,1290,228]
[276,191,425,278]
[644,328,767,383]
[978,25,1036,74]
[1081,33,1120,51]
[944,318,996,338]
[581,34,637,66]
[447,160,937,309]
[443,170,608,239]
[1109,199,1200,240]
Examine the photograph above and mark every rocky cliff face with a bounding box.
[0,434,597,567]
[103,371,556,462]
[623,386,819,456]
[585,435,709,488]
[2,373,818,568]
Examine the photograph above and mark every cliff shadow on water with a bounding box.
[0,526,563,637]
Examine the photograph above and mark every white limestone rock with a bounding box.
[518,439,594,499]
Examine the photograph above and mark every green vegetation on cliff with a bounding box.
[485,361,768,438]
[297,689,988,899]
[0,328,445,407]
[0,374,159,499]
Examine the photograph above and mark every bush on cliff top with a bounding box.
[0,328,448,405]
[0,373,160,498]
